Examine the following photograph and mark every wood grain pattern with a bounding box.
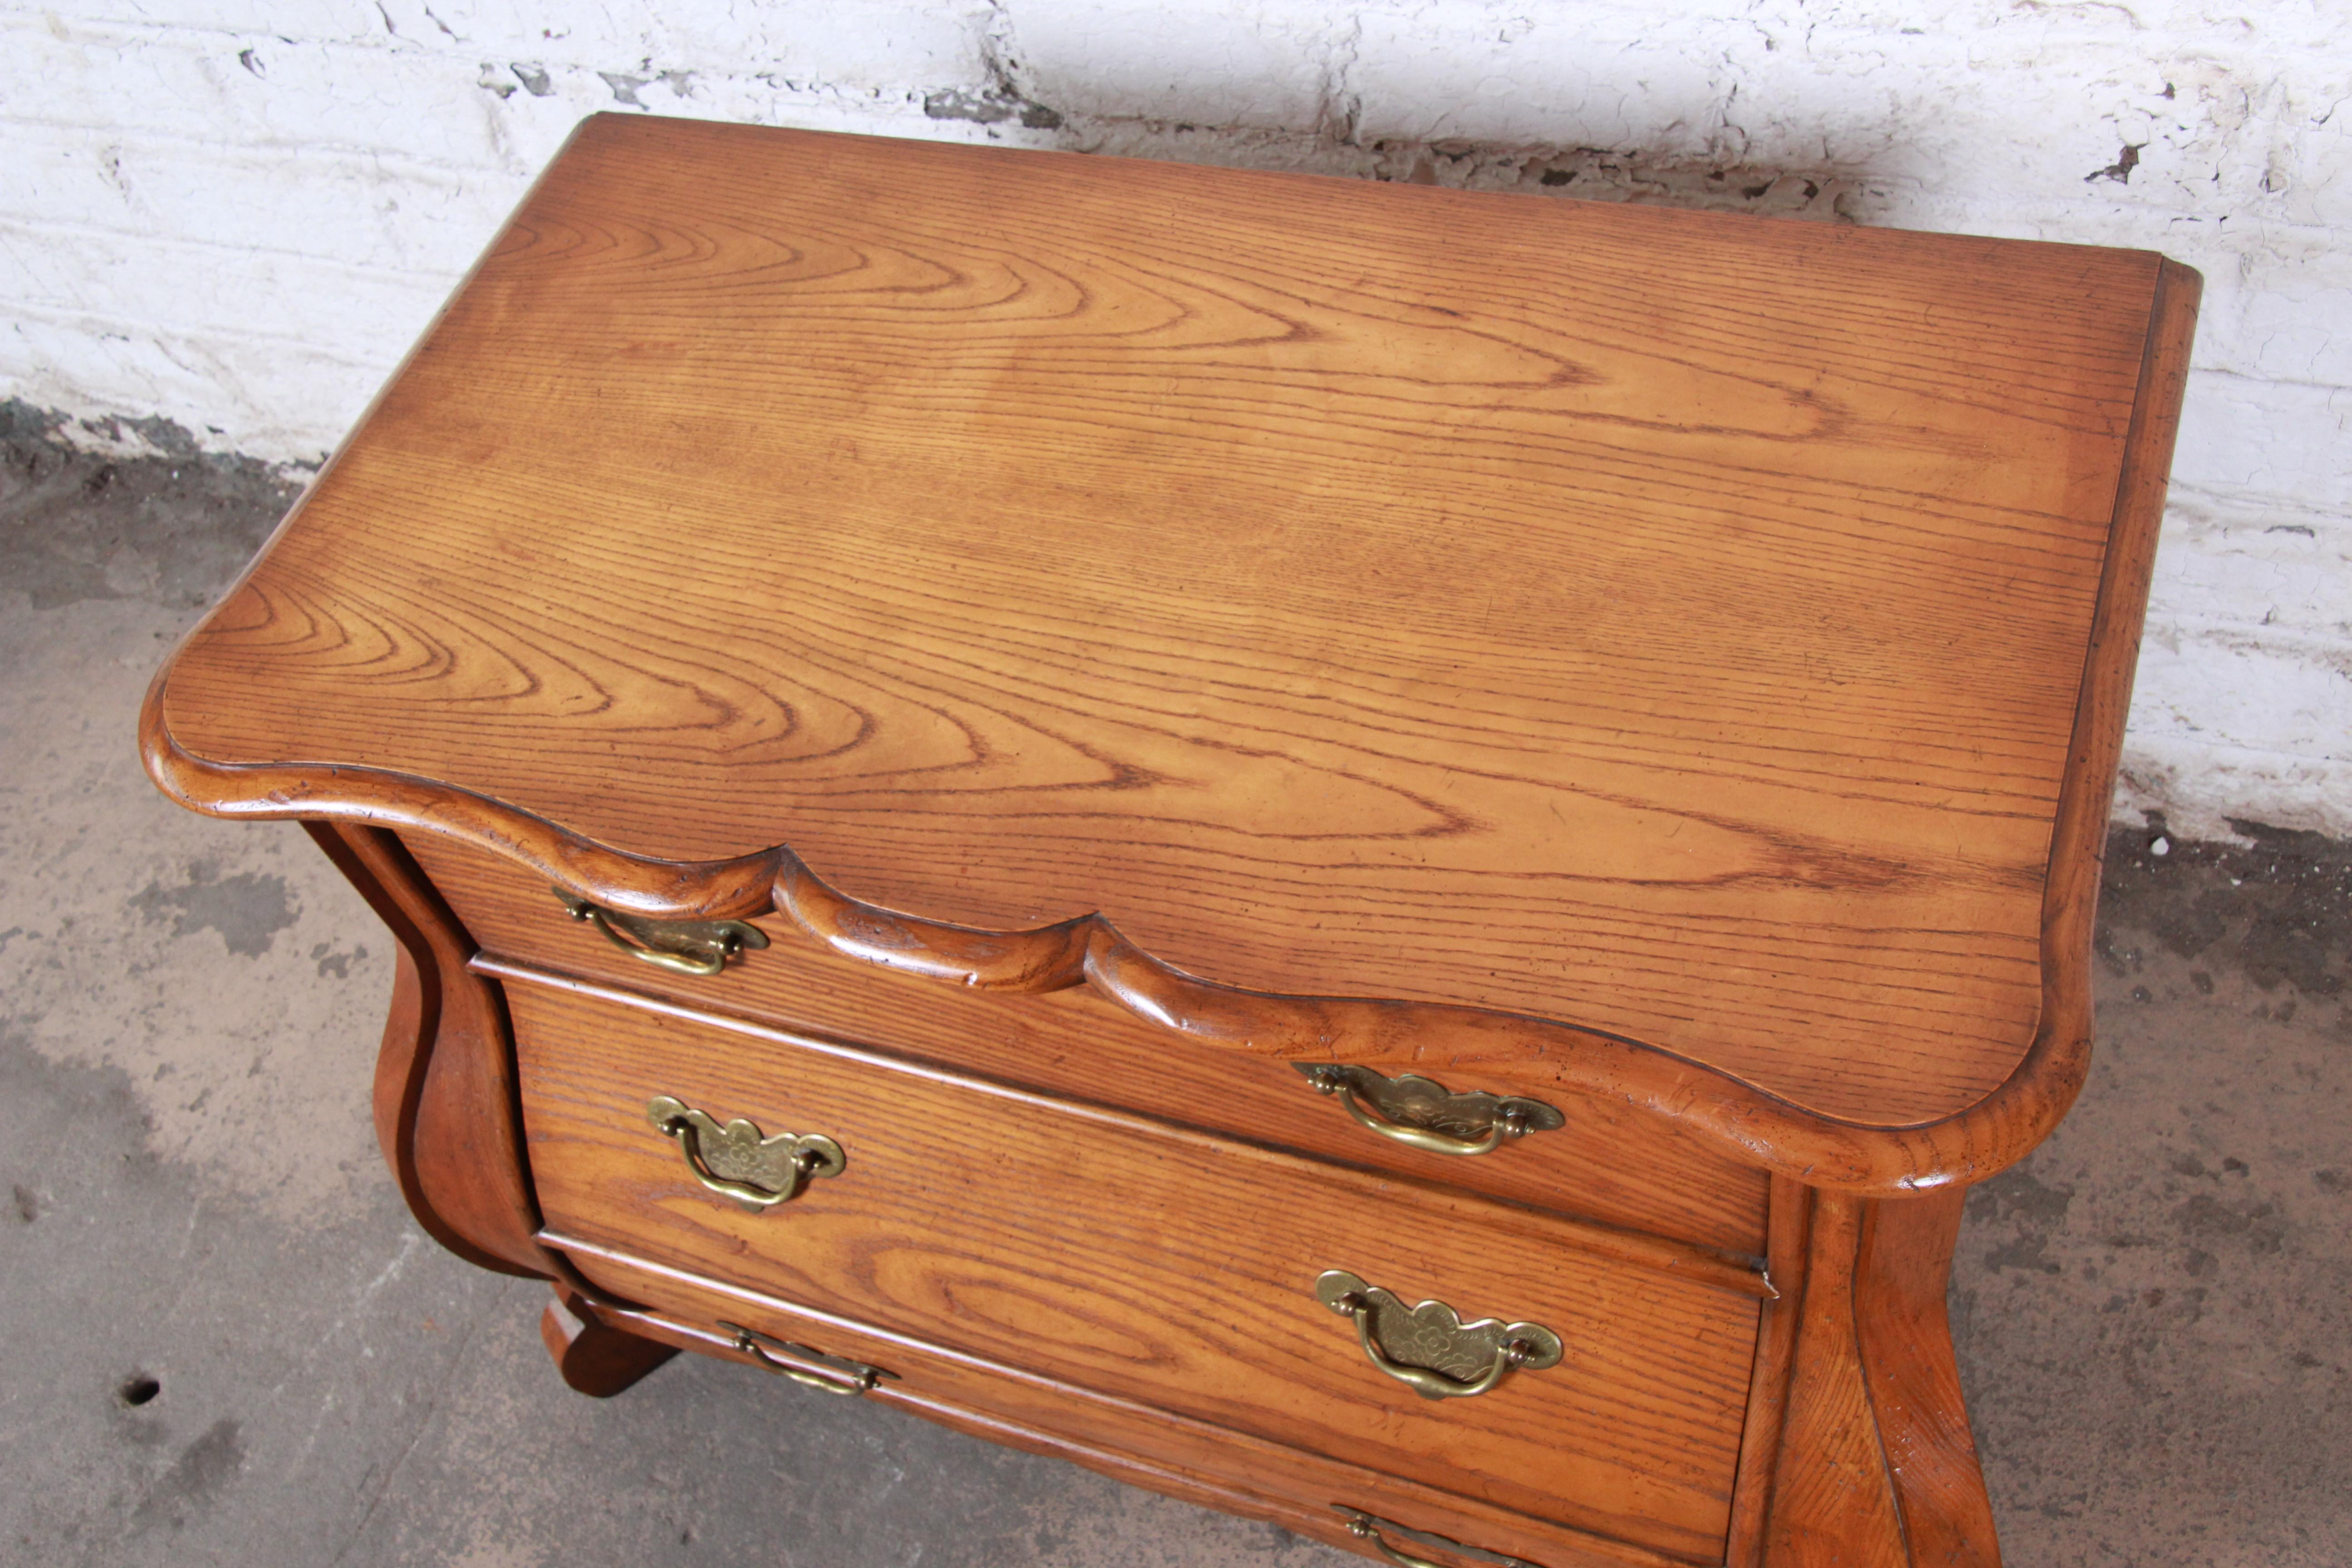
[557,1237,1688,1568]
[405,828,1771,1254]
[147,113,2199,1141]
[505,972,1759,1560]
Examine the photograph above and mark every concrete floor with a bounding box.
[1,403,2346,1567]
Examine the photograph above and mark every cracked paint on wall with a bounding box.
[0,0,2345,841]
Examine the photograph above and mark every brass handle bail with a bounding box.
[554,888,769,976]
[720,1322,891,1396]
[1295,1065,1562,1158]
[1332,1507,1542,1568]
[1313,1270,1562,1402]
[647,1096,845,1210]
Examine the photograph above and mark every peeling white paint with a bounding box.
[3,1,2344,838]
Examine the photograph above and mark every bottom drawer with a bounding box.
[558,1236,1695,1568]
[506,968,1763,1561]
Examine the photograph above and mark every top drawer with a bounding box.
[399,830,1768,1257]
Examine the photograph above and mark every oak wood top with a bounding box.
[149,114,2196,1137]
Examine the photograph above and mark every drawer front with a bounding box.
[560,1239,1689,1568]
[405,830,1769,1256]
[507,976,1760,1562]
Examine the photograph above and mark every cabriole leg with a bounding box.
[1761,1186,1999,1567]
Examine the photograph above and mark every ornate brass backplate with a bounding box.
[1293,1064,1564,1156]
[553,887,769,976]
[646,1095,845,1210]
[1314,1269,1563,1402]
[1332,1507,1545,1568]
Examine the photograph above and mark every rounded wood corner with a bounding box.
[141,667,785,920]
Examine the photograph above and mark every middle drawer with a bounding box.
[503,967,1763,1563]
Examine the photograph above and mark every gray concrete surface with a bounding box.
[1,404,2345,1566]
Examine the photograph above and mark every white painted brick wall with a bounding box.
[5,0,2345,840]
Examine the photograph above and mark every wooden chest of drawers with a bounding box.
[143,115,2196,1567]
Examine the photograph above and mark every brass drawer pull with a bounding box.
[1333,1507,1544,1568]
[720,1322,893,1396]
[647,1095,845,1209]
[1314,1270,1562,1401]
[554,887,769,976]
[1294,1064,1563,1156]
